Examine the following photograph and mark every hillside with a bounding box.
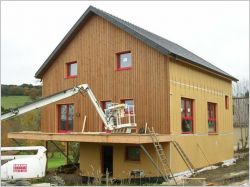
[1,96,32,109]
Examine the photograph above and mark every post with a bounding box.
[66,142,69,164]
[45,141,48,172]
[82,115,87,133]
[145,123,148,134]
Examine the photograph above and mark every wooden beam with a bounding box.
[8,132,172,144]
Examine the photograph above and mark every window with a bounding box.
[225,95,229,109]
[66,62,77,78]
[208,102,216,133]
[101,101,112,131]
[58,104,74,132]
[125,146,140,161]
[181,98,193,133]
[117,52,132,70]
[121,99,134,114]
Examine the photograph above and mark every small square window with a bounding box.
[117,52,132,70]
[66,62,77,78]
[125,146,140,161]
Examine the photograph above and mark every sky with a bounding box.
[1,1,249,85]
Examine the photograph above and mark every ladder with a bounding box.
[172,141,195,174]
[148,127,177,185]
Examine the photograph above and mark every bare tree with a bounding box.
[233,79,249,150]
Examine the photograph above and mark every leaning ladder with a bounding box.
[172,141,195,175]
[148,127,177,185]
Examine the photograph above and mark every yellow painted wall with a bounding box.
[80,142,171,179]
[169,58,234,173]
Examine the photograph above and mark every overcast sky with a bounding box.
[1,1,249,85]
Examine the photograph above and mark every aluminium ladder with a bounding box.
[148,127,177,185]
[172,141,195,175]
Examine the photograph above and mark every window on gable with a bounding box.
[208,102,217,133]
[181,98,193,134]
[125,146,140,161]
[66,61,77,78]
[117,52,132,70]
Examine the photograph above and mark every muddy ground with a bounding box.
[43,151,249,186]
[185,151,249,186]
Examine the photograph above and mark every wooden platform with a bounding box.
[8,131,172,144]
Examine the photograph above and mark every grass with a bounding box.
[47,152,66,170]
[1,96,32,109]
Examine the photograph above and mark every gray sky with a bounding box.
[1,1,249,85]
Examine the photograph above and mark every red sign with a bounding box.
[13,164,27,172]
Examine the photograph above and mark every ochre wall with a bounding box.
[80,142,170,179]
[41,14,170,134]
[169,58,234,173]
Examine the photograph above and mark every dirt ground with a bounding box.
[185,151,249,186]
[43,151,249,186]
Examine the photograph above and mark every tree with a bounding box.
[233,79,249,151]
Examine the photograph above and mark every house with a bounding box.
[8,6,238,180]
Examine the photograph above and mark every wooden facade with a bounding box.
[41,14,170,134]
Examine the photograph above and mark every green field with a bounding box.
[1,96,32,109]
[47,152,74,170]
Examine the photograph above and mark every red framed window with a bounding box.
[225,95,229,109]
[181,98,193,134]
[116,51,132,70]
[121,99,134,114]
[66,61,77,78]
[125,146,140,161]
[58,104,74,133]
[101,100,112,131]
[208,102,216,133]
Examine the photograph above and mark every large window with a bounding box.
[125,146,140,161]
[117,52,132,70]
[208,102,216,133]
[66,61,77,78]
[121,99,134,114]
[58,104,74,133]
[181,98,193,133]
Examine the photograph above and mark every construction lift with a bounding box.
[1,83,137,181]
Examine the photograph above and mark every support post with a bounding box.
[66,142,69,164]
[139,144,168,182]
[45,141,48,172]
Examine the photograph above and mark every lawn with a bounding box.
[1,96,32,109]
[47,152,70,170]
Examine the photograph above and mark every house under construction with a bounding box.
[8,6,238,181]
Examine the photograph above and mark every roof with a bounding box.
[35,6,238,81]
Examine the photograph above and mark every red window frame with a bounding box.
[125,146,140,161]
[121,99,134,114]
[66,61,77,78]
[208,102,217,133]
[101,100,112,132]
[58,104,74,133]
[116,51,132,71]
[181,98,194,134]
[225,95,229,109]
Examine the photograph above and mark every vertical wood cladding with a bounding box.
[41,15,170,133]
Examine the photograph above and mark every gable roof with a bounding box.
[35,6,238,81]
